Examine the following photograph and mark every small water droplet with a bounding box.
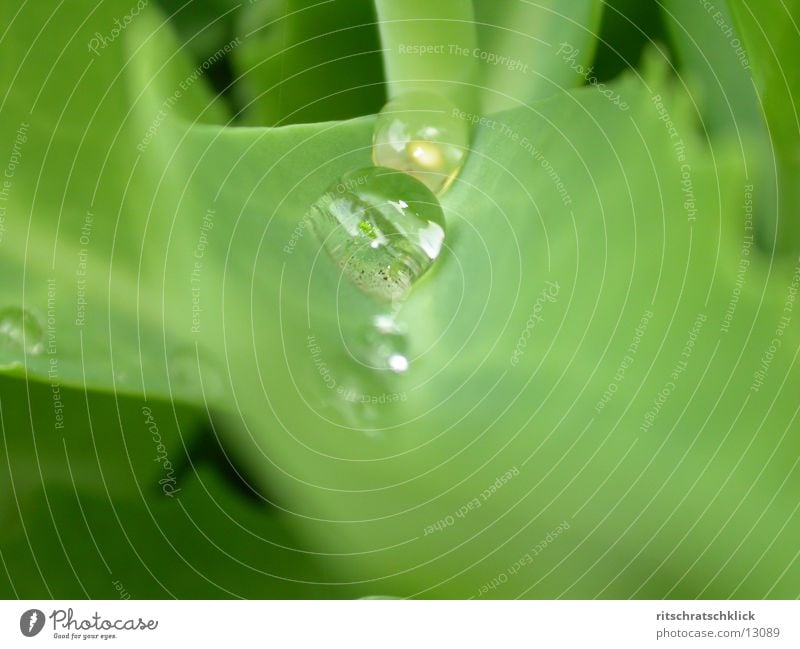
[357,314,409,374]
[0,307,44,362]
[310,167,446,302]
[373,91,469,195]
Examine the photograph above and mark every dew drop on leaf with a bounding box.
[357,314,409,374]
[0,307,44,362]
[310,167,446,302]
[373,91,469,194]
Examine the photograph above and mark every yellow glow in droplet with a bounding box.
[406,140,444,171]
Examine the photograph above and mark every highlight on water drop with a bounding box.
[309,166,446,302]
[352,313,410,374]
[373,90,469,195]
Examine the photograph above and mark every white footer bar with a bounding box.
[1,600,797,647]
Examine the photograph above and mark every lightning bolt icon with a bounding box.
[28,611,38,632]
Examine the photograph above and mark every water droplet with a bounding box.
[373,91,469,194]
[310,167,446,302]
[358,595,401,600]
[0,307,44,362]
[357,314,409,374]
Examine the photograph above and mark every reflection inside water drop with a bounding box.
[0,307,44,362]
[387,353,409,373]
[360,314,409,374]
[310,167,446,302]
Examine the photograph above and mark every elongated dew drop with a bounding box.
[310,167,446,301]
[373,91,469,194]
[0,307,44,363]
[361,314,409,374]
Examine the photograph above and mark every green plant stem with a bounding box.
[474,0,604,114]
[727,0,800,253]
[374,0,478,113]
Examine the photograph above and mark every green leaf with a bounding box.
[1,0,798,600]
[661,0,761,134]
[375,0,478,112]
[0,375,348,598]
[232,0,386,125]
[154,0,242,62]
[474,0,604,113]
[222,64,800,596]
[728,0,800,252]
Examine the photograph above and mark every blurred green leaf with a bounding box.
[232,0,386,125]
[728,0,800,252]
[474,0,604,112]
[375,0,478,113]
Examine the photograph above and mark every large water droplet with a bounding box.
[0,307,44,362]
[310,167,446,302]
[373,91,469,195]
